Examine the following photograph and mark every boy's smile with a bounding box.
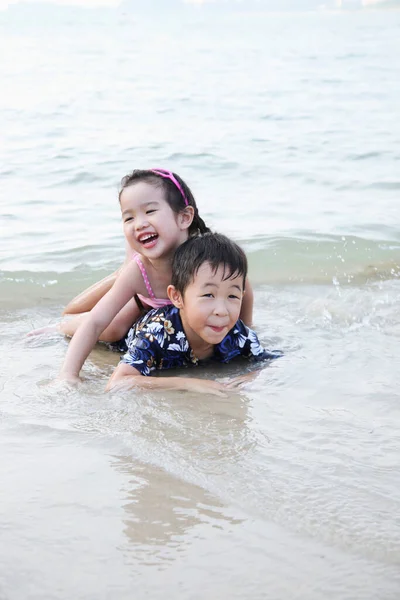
[168,262,244,359]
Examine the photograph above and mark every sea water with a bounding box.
[1,3,400,599]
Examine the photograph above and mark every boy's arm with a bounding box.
[59,262,141,381]
[106,363,229,397]
[239,277,254,327]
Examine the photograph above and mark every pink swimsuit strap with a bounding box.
[136,293,171,310]
[133,254,170,308]
[133,254,156,299]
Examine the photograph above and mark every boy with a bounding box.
[107,233,281,396]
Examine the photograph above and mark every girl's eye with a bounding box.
[124,217,133,223]
[146,209,156,215]
[229,294,240,300]
[202,293,214,298]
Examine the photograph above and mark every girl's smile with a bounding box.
[120,181,190,259]
[137,232,159,248]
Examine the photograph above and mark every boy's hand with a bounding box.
[186,379,228,397]
[106,365,229,397]
[225,370,260,389]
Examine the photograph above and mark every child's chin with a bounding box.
[204,329,226,343]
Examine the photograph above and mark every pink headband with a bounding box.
[150,168,189,206]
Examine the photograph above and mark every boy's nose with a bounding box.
[213,300,228,316]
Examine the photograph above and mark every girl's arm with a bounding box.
[239,277,254,327]
[62,242,133,315]
[106,363,229,397]
[59,262,141,381]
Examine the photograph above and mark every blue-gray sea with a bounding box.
[1,3,400,599]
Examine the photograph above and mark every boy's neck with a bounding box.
[178,309,215,360]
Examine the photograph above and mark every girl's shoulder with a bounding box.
[115,255,149,291]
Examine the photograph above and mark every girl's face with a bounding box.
[120,182,192,259]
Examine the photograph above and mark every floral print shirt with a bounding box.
[120,305,282,376]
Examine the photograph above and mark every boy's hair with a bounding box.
[119,169,210,236]
[171,232,248,295]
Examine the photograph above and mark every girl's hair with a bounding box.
[171,232,248,295]
[119,169,210,236]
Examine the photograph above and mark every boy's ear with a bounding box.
[178,206,194,231]
[167,285,184,309]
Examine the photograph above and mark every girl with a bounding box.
[59,168,254,381]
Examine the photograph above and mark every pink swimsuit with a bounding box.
[133,254,171,311]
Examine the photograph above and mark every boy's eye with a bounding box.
[146,209,156,215]
[124,216,133,223]
[202,293,214,298]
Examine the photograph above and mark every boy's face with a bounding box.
[169,262,244,350]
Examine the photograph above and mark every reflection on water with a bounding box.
[1,299,400,597]
[114,457,244,561]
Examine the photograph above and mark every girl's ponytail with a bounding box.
[190,211,211,236]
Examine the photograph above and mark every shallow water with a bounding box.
[1,3,400,599]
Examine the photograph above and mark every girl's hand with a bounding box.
[58,372,81,385]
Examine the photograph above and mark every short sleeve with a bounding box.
[120,328,162,376]
[233,321,283,361]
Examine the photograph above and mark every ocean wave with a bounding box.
[243,233,400,285]
[1,234,399,309]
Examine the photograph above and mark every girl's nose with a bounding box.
[135,216,149,230]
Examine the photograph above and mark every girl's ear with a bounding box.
[167,285,184,309]
[178,206,194,231]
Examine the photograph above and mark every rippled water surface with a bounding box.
[1,3,400,599]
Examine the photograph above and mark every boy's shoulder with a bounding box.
[122,304,197,376]
[137,304,178,327]
[128,304,182,345]
[214,320,283,364]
